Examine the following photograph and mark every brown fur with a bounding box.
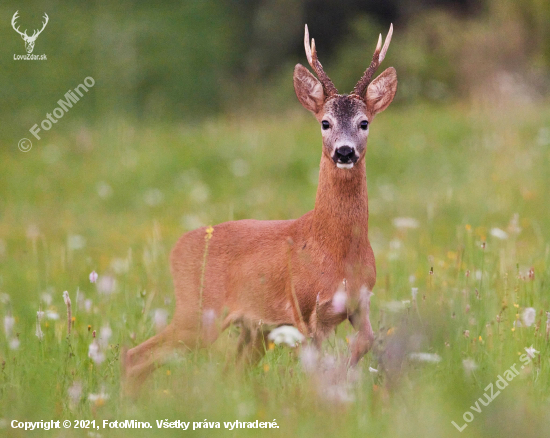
[123,27,398,393]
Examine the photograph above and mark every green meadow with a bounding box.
[1,99,550,437]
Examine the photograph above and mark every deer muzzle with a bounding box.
[333,146,358,169]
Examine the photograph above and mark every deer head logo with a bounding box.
[11,11,49,54]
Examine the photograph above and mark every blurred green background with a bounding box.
[1,0,549,129]
[1,1,550,437]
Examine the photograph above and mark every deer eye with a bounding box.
[321,120,330,130]
[360,120,369,130]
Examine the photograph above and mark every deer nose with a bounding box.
[335,146,355,163]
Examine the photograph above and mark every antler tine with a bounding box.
[304,24,338,97]
[11,11,28,37]
[33,13,49,38]
[352,23,393,97]
[379,23,393,63]
[304,24,312,65]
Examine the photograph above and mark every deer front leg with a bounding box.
[310,294,348,348]
[348,290,375,366]
[236,320,269,366]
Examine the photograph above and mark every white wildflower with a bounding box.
[89,271,98,283]
[368,367,378,373]
[522,307,536,327]
[507,213,522,235]
[63,291,72,335]
[408,352,442,363]
[143,188,164,206]
[332,290,347,314]
[110,258,130,274]
[389,239,402,250]
[300,345,319,373]
[36,311,44,340]
[96,275,116,295]
[411,287,418,301]
[490,228,508,240]
[9,338,20,350]
[359,285,373,304]
[181,214,204,231]
[321,354,337,370]
[68,381,83,408]
[41,292,52,305]
[323,385,355,403]
[153,308,169,332]
[382,300,408,313]
[392,217,419,229]
[268,325,305,347]
[45,310,59,320]
[88,391,109,402]
[462,358,477,375]
[88,341,105,364]
[388,239,402,260]
[67,234,86,250]
[98,326,112,348]
[202,309,216,327]
[4,315,15,338]
[237,402,254,418]
[189,182,209,203]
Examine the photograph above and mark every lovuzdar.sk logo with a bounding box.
[12,10,48,60]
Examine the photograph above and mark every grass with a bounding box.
[1,99,550,437]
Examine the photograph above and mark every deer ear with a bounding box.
[365,67,397,117]
[294,64,326,114]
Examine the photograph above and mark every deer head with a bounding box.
[12,11,49,54]
[294,24,397,170]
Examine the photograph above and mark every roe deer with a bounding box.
[124,24,397,389]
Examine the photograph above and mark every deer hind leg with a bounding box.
[122,321,193,395]
[123,306,222,395]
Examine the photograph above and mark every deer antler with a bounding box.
[352,24,393,97]
[11,11,28,38]
[11,11,49,41]
[304,24,338,98]
[30,13,49,39]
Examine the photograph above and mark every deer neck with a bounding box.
[312,154,369,258]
